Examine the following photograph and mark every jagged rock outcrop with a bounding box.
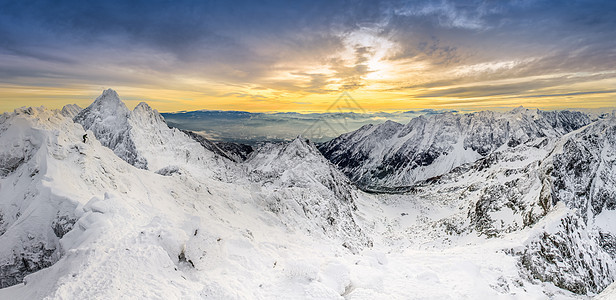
[215,141,253,162]
[246,137,371,253]
[73,90,234,176]
[549,114,616,220]
[517,214,615,294]
[0,97,376,297]
[515,113,616,294]
[356,111,616,295]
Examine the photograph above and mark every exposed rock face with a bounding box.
[74,90,233,175]
[215,141,253,162]
[182,130,253,163]
[549,116,616,220]
[0,109,42,178]
[349,112,615,295]
[518,214,615,295]
[518,114,616,294]
[425,113,616,295]
[0,243,57,288]
[319,108,590,191]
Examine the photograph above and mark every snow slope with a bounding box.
[0,103,367,298]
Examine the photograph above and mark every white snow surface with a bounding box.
[0,90,611,299]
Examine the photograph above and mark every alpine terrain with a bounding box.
[0,89,615,299]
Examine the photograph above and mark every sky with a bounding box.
[1,0,615,113]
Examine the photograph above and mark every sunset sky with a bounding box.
[1,0,615,113]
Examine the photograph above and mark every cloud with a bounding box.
[410,75,608,100]
[1,0,616,112]
[516,90,616,99]
[392,0,491,30]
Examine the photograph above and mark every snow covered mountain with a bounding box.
[352,110,616,295]
[74,89,234,180]
[245,137,371,253]
[0,90,378,298]
[318,108,591,191]
[73,89,148,169]
[0,89,614,299]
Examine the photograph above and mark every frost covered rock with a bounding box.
[513,115,616,294]
[362,113,616,295]
[247,137,371,253]
[549,115,616,221]
[74,89,147,169]
[397,142,552,240]
[517,214,615,294]
[463,114,616,295]
[215,141,253,162]
[127,101,236,178]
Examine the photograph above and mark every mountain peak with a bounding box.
[383,120,402,126]
[292,135,310,144]
[60,103,83,118]
[96,88,122,103]
[288,136,316,152]
[511,105,527,113]
[130,101,166,126]
[73,88,147,169]
[134,102,152,112]
[81,89,129,117]
[319,107,591,190]
[75,89,129,120]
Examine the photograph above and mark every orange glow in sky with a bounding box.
[1,1,615,113]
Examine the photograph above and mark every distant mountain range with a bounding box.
[161,108,461,144]
[318,107,592,191]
